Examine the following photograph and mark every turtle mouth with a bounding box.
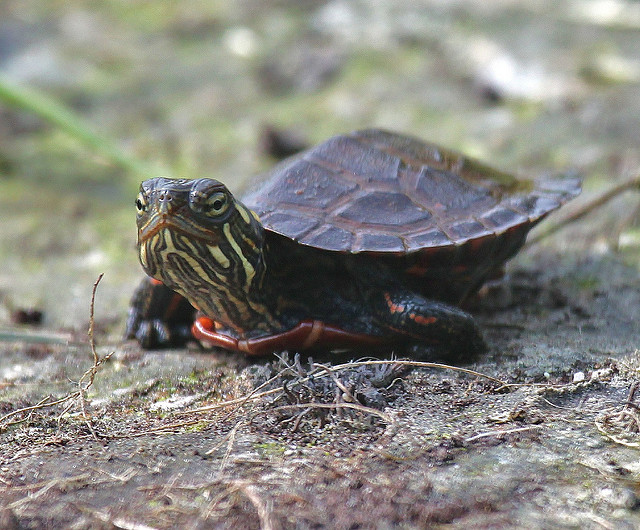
[138,213,221,246]
[138,214,176,244]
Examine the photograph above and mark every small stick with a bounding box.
[260,402,393,424]
[215,420,244,472]
[88,273,103,365]
[0,393,79,425]
[465,425,543,443]
[235,483,276,530]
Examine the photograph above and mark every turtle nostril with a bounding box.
[156,191,176,214]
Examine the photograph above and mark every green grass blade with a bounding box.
[0,75,161,177]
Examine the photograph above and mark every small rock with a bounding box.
[572,371,586,383]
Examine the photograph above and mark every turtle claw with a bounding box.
[126,310,194,349]
[125,277,196,349]
[126,317,190,349]
[131,318,171,349]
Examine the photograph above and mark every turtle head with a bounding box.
[135,177,261,247]
[135,177,273,332]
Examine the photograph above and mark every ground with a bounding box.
[2,1,640,529]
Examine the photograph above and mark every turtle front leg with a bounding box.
[125,277,196,348]
[370,288,487,357]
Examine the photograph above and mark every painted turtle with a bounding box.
[126,129,580,356]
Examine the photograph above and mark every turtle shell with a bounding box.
[242,129,581,254]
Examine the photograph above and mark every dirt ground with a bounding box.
[3,246,640,529]
[2,1,640,529]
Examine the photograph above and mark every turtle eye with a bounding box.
[135,192,148,214]
[209,193,227,212]
[191,191,230,217]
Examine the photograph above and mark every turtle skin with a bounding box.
[126,129,580,357]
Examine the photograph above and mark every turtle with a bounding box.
[125,129,580,357]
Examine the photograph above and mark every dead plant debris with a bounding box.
[595,381,640,447]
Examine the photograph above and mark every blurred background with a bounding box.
[1,0,639,337]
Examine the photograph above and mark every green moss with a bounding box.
[254,441,286,457]
[184,421,208,433]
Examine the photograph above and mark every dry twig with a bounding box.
[234,482,276,530]
[594,381,640,447]
[258,402,393,423]
[528,174,640,246]
[0,274,113,434]
[464,425,543,443]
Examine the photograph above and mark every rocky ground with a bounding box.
[1,1,640,528]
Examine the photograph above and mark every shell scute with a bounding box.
[355,232,405,253]
[304,226,354,252]
[446,220,493,243]
[506,194,562,219]
[337,191,429,226]
[479,206,529,231]
[262,158,358,210]
[414,167,494,213]
[310,135,401,182]
[406,228,452,250]
[260,212,319,240]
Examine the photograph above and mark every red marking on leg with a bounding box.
[409,313,437,326]
[197,316,215,330]
[192,317,387,356]
[384,292,405,314]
